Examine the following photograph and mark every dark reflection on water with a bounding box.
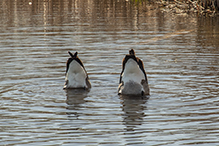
[197,16,219,48]
[120,96,148,145]
[0,0,219,145]
[120,95,148,132]
[65,89,89,118]
[66,89,89,107]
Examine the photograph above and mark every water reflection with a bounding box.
[1,0,219,145]
[120,95,148,131]
[120,95,148,145]
[1,0,197,32]
[65,89,89,118]
[0,0,145,27]
[196,16,219,51]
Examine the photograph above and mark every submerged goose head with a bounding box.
[118,49,149,96]
[63,51,91,89]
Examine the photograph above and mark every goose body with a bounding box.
[64,51,91,89]
[118,49,149,96]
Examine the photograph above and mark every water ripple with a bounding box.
[0,0,219,145]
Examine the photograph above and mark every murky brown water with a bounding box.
[0,0,219,145]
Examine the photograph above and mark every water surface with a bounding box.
[0,0,219,145]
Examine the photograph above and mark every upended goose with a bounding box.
[118,49,149,96]
[63,51,91,89]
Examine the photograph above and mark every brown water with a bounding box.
[0,0,219,145]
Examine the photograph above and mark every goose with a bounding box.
[63,51,91,89]
[118,49,149,96]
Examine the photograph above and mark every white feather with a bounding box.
[121,59,145,84]
[65,60,87,88]
[119,58,146,95]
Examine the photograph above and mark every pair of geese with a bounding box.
[63,49,149,96]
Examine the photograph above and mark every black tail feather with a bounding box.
[129,49,135,56]
[68,51,78,58]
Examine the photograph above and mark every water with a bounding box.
[0,0,219,145]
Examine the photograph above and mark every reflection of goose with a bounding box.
[120,95,148,132]
[118,49,149,96]
[63,51,91,89]
[66,89,88,106]
[65,89,89,117]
